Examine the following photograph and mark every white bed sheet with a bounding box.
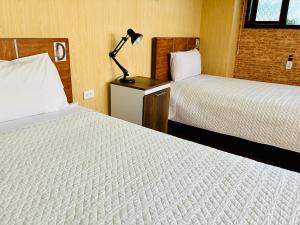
[169,75,300,152]
[0,103,85,132]
[0,107,300,224]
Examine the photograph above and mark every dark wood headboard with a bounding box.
[151,37,200,81]
[0,38,73,103]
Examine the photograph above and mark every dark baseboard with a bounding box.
[168,120,300,173]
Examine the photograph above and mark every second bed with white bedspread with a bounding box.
[169,75,300,152]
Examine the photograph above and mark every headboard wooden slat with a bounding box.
[151,37,200,81]
[0,38,73,103]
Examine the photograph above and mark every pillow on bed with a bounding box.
[170,49,201,81]
[0,53,68,123]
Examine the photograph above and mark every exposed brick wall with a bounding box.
[234,0,300,86]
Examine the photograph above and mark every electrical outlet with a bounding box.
[83,89,95,100]
[286,61,293,70]
[286,54,293,70]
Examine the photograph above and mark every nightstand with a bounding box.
[110,76,171,133]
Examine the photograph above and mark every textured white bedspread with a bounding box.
[1,109,300,225]
[170,75,300,152]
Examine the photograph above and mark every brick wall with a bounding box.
[234,0,300,86]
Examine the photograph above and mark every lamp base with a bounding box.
[120,77,135,84]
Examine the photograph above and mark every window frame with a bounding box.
[245,0,300,29]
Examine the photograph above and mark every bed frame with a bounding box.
[0,38,73,103]
[151,37,300,173]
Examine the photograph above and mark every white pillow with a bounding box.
[170,49,201,81]
[0,53,69,122]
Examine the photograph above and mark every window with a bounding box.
[245,0,300,28]
[287,0,300,25]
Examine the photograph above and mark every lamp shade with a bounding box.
[127,29,143,45]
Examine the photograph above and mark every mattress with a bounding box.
[1,107,300,225]
[169,75,300,152]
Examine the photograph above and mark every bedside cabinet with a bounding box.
[110,76,171,133]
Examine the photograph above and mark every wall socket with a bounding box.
[83,89,95,100]
[286,61,293,70]
[286,54,293,70]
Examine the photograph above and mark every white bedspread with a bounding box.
[1,108,300,224]
[170,75,300,152]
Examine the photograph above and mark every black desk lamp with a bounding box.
[109,28,143,84]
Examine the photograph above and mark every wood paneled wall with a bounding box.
[200,0,242,77]
[234,0,300,85]
[0,0,202,113]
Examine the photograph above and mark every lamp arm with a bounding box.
[109,36,129,57]
[111,56,128,76]
[109,35,131,77]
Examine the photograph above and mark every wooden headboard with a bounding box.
[0,38,73,103]
[151,37,200,81]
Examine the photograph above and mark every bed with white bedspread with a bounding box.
[169,75,300,153]
[1,106,300,225]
